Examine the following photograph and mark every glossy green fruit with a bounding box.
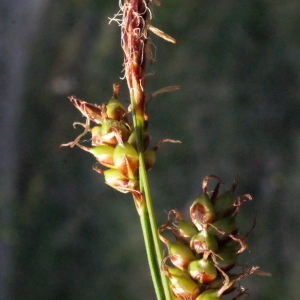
[113,142,139,179]
[168,271,200,300]
[167,241,196,270]
[188,259,217,284]
[215,246,238,271]
[103,169,137,193]
[190,193,216,230]
[173,220,198,245]
[119,123,130,142]
[127,130,150,150]
[219,239,240,253]
[101,119,112,136]
[168,266,190,277]
[214,190,236,219]
[208,216,238,242]
[89,145,115,168]
[106,97,127,121]
[190,230,218,253]
[144,149,156,171]
[76,144,115,168]
[91,126,102,146]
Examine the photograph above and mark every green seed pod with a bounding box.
[195,289,222,300]
[103,169,138,193]
[144,149,156,171]
[119,123,131,142]
[92,121,130,146]
[162,262,198,299]
[190,193,216,230]
[101,119,112,136]
[97,119,121,146]
[106,97,127,121]
[190,230,218,254]
[91,126,102,146]
[75,144,115,168]
[89,145,115,168]
[127,130,150,150]
[159,223,197,270]
[219,239,241,253]
[208,216,238,242]
[205,273,224,290]
[168,271,200,300]
[214,190,236,219]
[168,266,190,277]
[215,246,238,271]
[167,242,197,270]
[214,239,241,271]
[113,142,139,179]
[127,131,136,146]
[188,259,217,284]
[173,220,199,245]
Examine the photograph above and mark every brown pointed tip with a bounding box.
[112,83,120,98]
[148,24,176,44]
[68,95,82,107]
[68,95,76,101]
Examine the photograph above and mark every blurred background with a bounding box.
[1,0,300,299]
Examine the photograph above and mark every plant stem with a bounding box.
[130,92,172,300]
[139,149,173,300]
[139,201,165,300]
[122,1,172,298]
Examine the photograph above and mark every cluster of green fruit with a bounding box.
[159,176,257,300]
[62,84,155,195]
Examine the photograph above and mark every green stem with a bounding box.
[130,92,172,300]
[139,203,165,300]
[139,155,172,300]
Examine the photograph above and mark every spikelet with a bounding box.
[160,175,269,299]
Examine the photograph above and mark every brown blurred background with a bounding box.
[1,0,299,299]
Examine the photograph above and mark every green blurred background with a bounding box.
[1,0,300,299]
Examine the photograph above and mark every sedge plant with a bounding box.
[62,1,270,299]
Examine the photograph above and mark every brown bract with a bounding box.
[122,0,149,116]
